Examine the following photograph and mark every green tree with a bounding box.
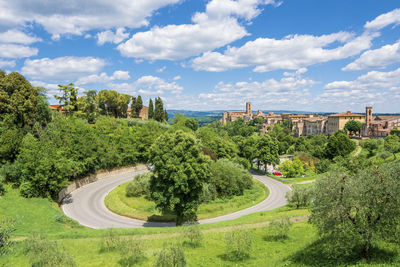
[164,109,169,122]
[96,90,119,117]
[173,114,198,131]
[310,163,400,258]
[257,134,279,173]
[361,139,379,157]
[391,126,400,136]
[149,130,211,225]
[384,134,400,159]
[344,120,363,135]
[81,90,99,123]
[54,83,78,115]
[279,158,304,178]
[238,134,259,167]
[154,97,164,122]
[148,98,154,119]
[117,93,131,118]
[134,95,143,118]
[323,131,356,159]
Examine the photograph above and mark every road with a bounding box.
[62,170,291,229]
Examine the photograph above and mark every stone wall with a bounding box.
[58,164,147,202]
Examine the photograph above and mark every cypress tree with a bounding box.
[148,98,154,119]
[154,97,164,122]
[164,109,169,122]
[134,95,143,118]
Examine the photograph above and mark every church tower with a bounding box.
[246,102,252,115]
[366,106,372,126]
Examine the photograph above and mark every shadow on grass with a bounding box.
[288,238,397,267]
[263,235,289,242]
[217,253,252,263]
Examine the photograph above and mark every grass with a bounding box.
[105,179,269,222]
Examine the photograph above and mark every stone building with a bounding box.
[363,106,400,137]
[325,111,365,135]
[127,106,149,120]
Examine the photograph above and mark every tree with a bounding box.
[164,109,169,122]
[173,114,198,131]
[391,126,400,137]
[54,83,78,115]
[238,134,259,167]
[361,139,379,157]
[96,90,119,117]
[81,90,99,123]
[310,163,400,258]
[134,95,143,118]
[384,134,400,159]
[117,93,131,118]
[148,98,154,119]
[154,97,164,122]
[323,131,356,159]
[257,134,279,173]
[149,130,211,225]
[344,120,363,136]
[279,158,304,178]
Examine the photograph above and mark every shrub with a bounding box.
[154,243,187,267]
[209,159,253,198]
[24,234,76,267]
[224,229,253,261]
[199,183,217,203]
[377,150,391,160]
[286,184,313,209]
[181,224,203,247]
[264,217,293,241]
[118,239,146,266]
[279,158,304,178]
[0,217,15,256]
[126,173,150,197]
[315,159,331,174]
[0,181,4,196]
[99,229,121,253]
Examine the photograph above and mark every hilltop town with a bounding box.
[222,102,400,137]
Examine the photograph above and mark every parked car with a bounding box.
[273,171,282,176]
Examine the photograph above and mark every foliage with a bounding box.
[264,217,293,241]
[237,133,259,166]
[314,158,331,174]
[384,134,400,159]
[125,173,150,197]
[209,159,253,198]
[391,126,400,136]
[80,90,99,123]
[310,162,400,258]
[0,217,15,256]
[199,182,217,203]
[181,223,203,247]
[99,229,121,253]
[323,131,356,159]
[154,97,165,122]
[224,229,253,260]
[54,83,78,115]
[361,138,380,157]
[133,95,143,118]
[286,184,314,208]
[196,126,239,160]
[149,130,211,225]
[279,158,304,178]
[173,114,199,131]
[118,239,145,266]
[344,119,363,135]
[148,98,154,119]
[257,134,279,172]
[154,243,187,267]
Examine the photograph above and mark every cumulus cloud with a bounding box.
[0,43,38,58]
[76,70,130,85]
[117,0,278,60]
[21,56,106,81]
[133,75,183,95]
[0,29,41,44]
[96,27,129,45]
[192,32,376,72]
[0,59,16,68]
[365,8,400,31]
[343,40,400,71]
[0,0,180,39]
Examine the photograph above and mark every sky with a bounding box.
[0,0,399,113]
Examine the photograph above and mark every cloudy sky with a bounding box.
[0,0,399,112]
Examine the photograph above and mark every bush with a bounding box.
[99,229,121,253]
[154,243,187,267]
[24,234,76,267]
[209,159,253,198]
[264,217,293,241]
[377,150,391,160]
[0,181,4,196]
[118,239,145,266]
[0,217,15,256]
[224,229,253,261]
[315,159,331,174]
[279,158,304,178]
[286,184,313,209]
[126,173,150,197]
[199,183,217,203]
[181,224,203,247]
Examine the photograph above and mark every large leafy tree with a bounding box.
[96,90,119,117]
[310,163,400,258]
[323,131,356,159]
[384,134,400,159]
[344,120,363,135]
[117,93,131,118]
[238,133,259,167]
[54,83,78,115]
[149,130,211,225]
[257,134,279,173]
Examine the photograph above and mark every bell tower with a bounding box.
[366,106,372,126]
[246,102,251,115]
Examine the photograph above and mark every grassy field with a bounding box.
[105,179,269,222]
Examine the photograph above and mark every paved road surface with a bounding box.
[62,170,291,229]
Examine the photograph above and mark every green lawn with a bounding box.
[105,179,269,222]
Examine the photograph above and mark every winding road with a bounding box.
[62,169,291,229]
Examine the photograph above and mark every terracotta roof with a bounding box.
[329,111,364,117]
[49,105,62,110]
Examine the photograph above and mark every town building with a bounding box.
[325,111,365,135]
[363,106,400,137]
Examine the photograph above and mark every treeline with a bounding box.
[0,71,169,198]
[55,83,168,123]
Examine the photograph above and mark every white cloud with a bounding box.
[117,0,279,61]
[192,32,376,72]
[0,43,38,58]
[343,40,400,71]
[173,75,181,80]
[0,59,16,68]
[76,70,130,85]
[96,27,129,45]
[0,29,41,44]
[365,8,400,31]
[21,56,106,81]
[133,75,183,95]
[0,0,180,39]
[157,66,166,73]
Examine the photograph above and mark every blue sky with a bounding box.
[0,0,399,112]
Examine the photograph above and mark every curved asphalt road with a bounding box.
[62,170,291,229]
